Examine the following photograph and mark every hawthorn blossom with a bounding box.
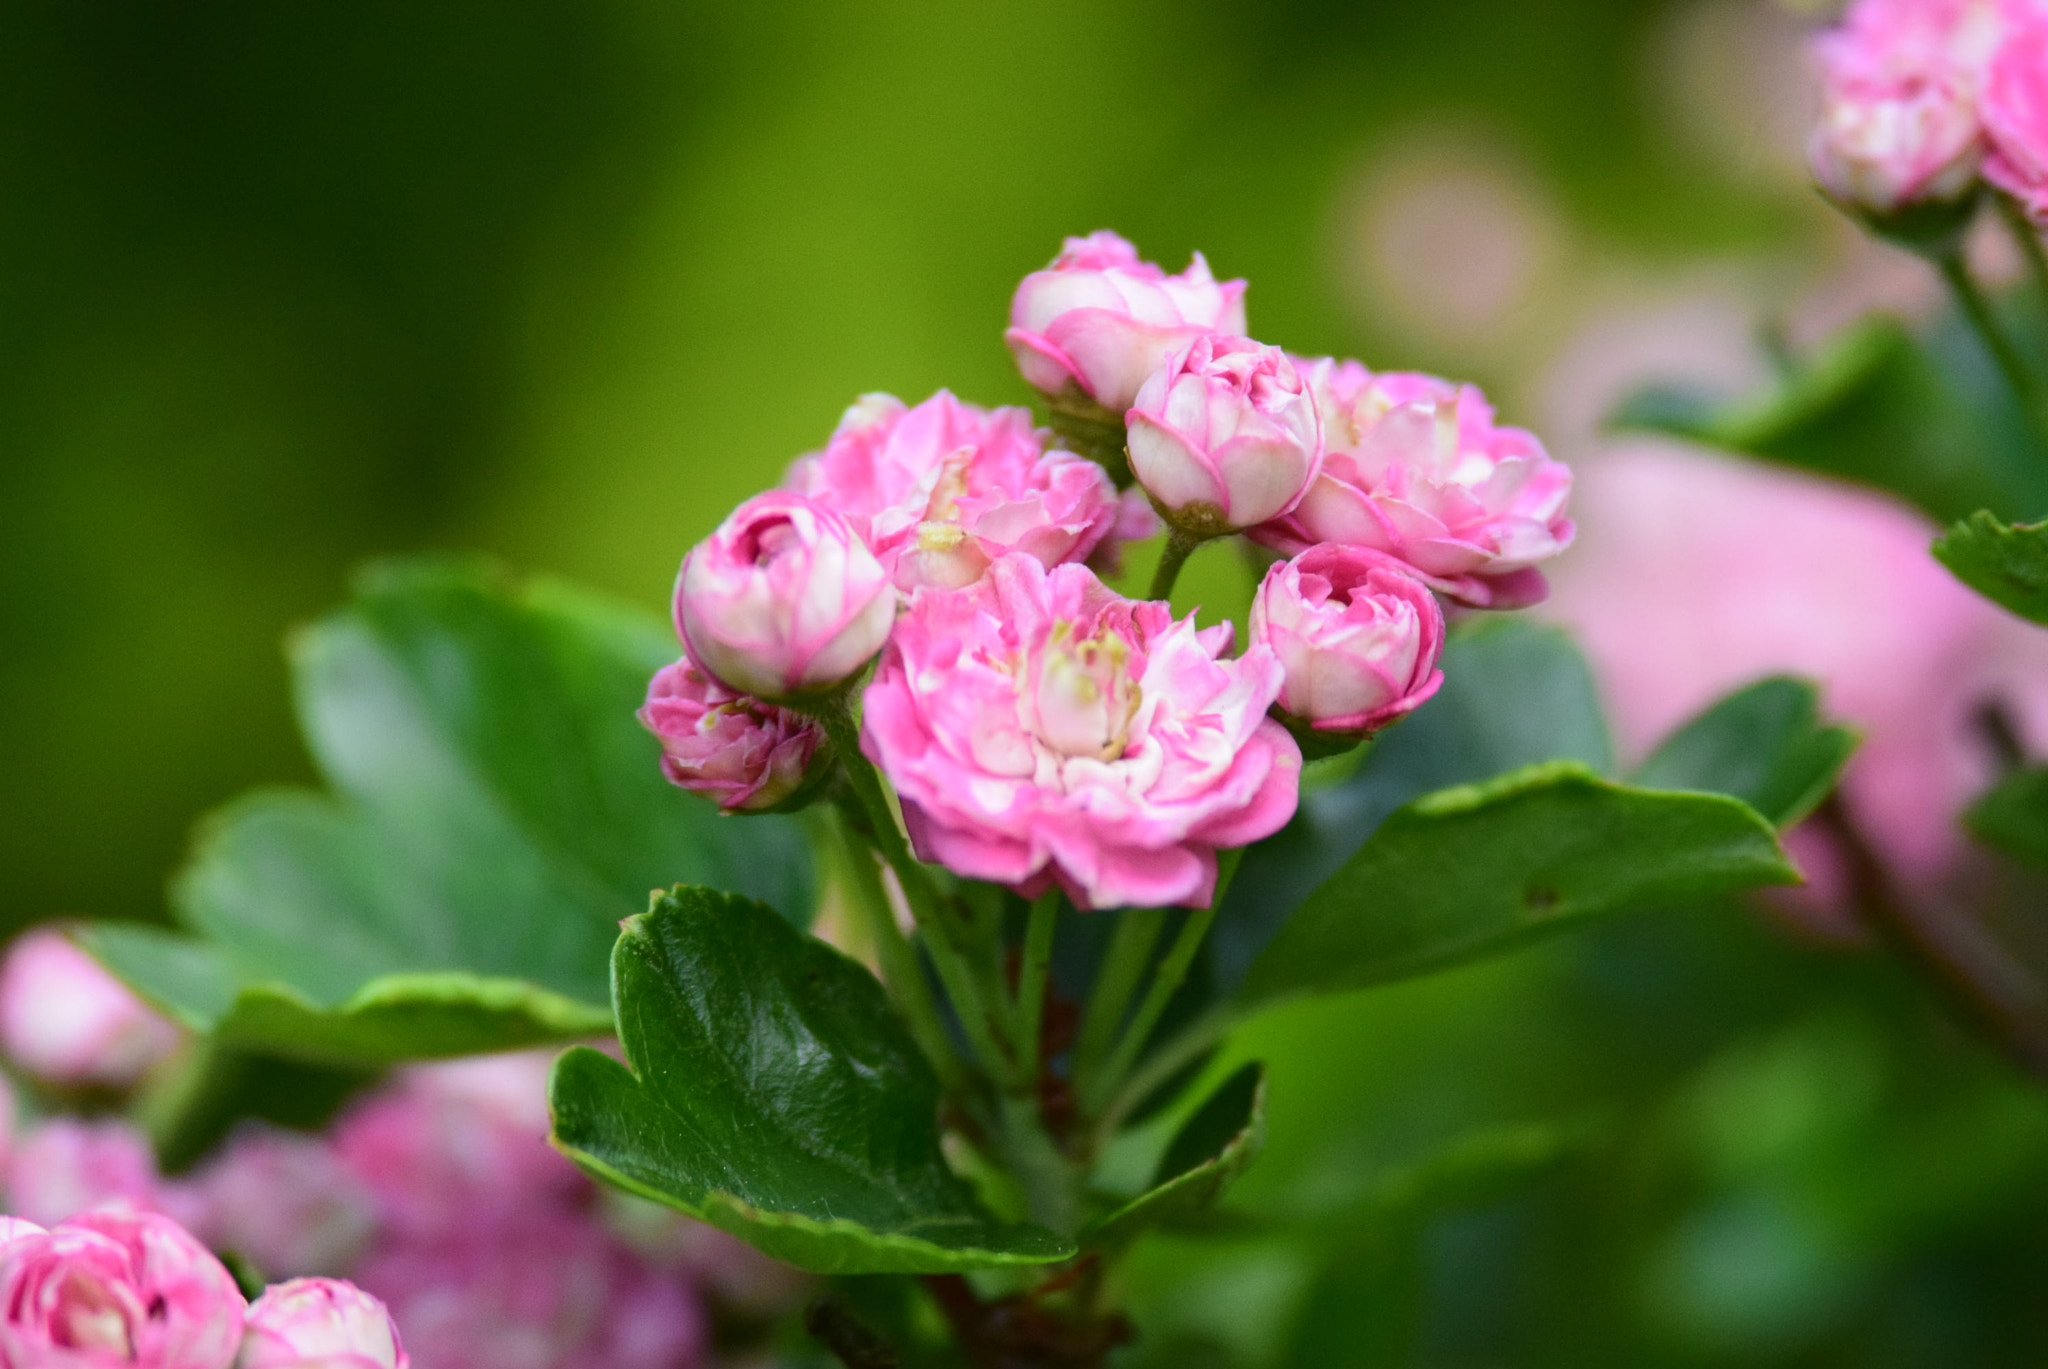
[861,554,1301,910]
[639,659,824,813]
[0,928,181,1090]
[1251,546,1445,737]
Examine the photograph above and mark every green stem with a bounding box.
[1011,893,1059,1093]
[1093,1006,1235,1143]
[1998,192,2048,334]
[1070,908,1165,1102]
[810,692,1011,1082]
[1147,527,1200,602]
[1082,903,1218,1116]
[830,800,968,1095]
[1938,249,2048,444]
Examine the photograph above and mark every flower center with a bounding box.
[1030,623,1140,761]
[742,515,799,567]
[50,1271,133,1357]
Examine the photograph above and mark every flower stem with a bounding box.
[1937,249,2048,446]
[810,691,1011,1082]
[1011,892,1060,1092]
[1093,1006,1234,1143]
[1147,527,1201,602]
[1997,192,2048,337]
[829,799,968,1096]
[1070,908,1165,1104]
[1082,903,1218,1116]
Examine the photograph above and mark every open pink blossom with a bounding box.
[861,554,1301,910]
[638,659,823,813]
[786,391,1122,591]
[1252,364,1572,608]
[5,1119,164,1227]
[0,1210,247,1369]
[1006,231,1248,417]
[677,491,895,701]
[0,928,181,1090]
[1127,336,1323,534]
[1807,0,2007,215]
[238,1279,407,1369]
[1983,7,2048,222]
[1251,546,1445,737]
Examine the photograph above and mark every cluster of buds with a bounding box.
[0,1208,405,1369]
[650,232,1575,910]
[1806,0,2048,241]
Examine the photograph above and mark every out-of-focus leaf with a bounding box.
[1086,1063,1266,1250]
[1965,767,2048,866]
[1632,677,1860,827]
[1933,511,2048,625]
[88,558,811,1067]
[1609,315,2048,524]
[1230,762,1797,1011]
[1213,618,1611,992]
[548,887,1072,1275]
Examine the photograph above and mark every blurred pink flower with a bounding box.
[6,1119,163,1227]
[1251,546,1445,737]
[861,554,1300,910]
[1006,231,1248,417]
[676,491,895,701]
[0,1210,246,1369]
[184,1126,375,1280]
[638,660,823,813]
[0,927,181,1090]
[1254,363,1573,607]
[1807,0,2005,215]
[1983,7,2048,222]
[786,391,1123,591]
[1127,336,1323,534]
[1542,443,2048,904]
[238,1279,408,1369]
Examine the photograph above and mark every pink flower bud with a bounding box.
[676,490,896,701]
[0,1210,247,1369]
[237,1279,407,1369]
[1806,0,2005,218]
[638,659,824,812]
[0,927,181,1089]
[1251,547,1446,737]
[1126,336,1323,535]
[1006,231,1248,417]
[786,391,1124,592]
[6,1119,164,1227]
[862,554,1301,910]
[1253,363,1572,608]
[1983,9,2048,224]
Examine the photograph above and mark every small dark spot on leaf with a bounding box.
[1524,884,1560,913]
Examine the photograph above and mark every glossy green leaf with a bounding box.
[1632,677,1860,827]
[548,887,1073,1275]
[1965,767,2048,866]
[1213,617,1612,991]
[1933,511,2048,625]
[90,558,811,1066]
[1230,762,1798,1011]
[1086,1062,1266,1249]
[1608,313,2048,525]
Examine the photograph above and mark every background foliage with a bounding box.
[11,0,2048,1363]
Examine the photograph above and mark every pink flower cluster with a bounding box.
[0,1045,777,1369]
[1807,0,2048,224]
[653,232,1573,909]
[0,1207,403,1369]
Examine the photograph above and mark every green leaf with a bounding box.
[91,557,812,1067]
[548,887,1073,1275]
[1631,677,1860,828]
[1086,1062,1266,1249]
[1214,617,1611,991]
[1933,511,2048,625]
[1230,762,1798,1011]
[1608,314,2048,525]
[1964,767,2048,866]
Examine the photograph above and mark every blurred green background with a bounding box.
[21,1,2048,1363]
